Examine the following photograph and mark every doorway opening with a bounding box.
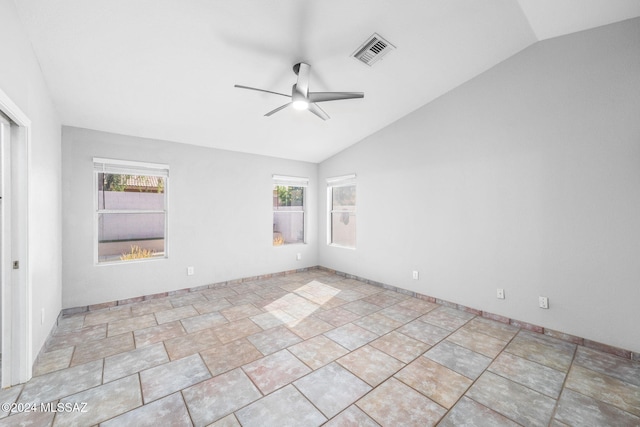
[0,88,32,388]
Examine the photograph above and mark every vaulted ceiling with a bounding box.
[14,0,640,162]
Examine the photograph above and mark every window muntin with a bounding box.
[94,159,168,263]
[273,175,308,246]
[328,175,356,248]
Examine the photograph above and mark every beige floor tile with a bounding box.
[201,338,263,376]
[71,332,134,366]
[287,316,334,340]
[354,312,403,335]
[323,405,380,427]
[0,411,54,427]
[419,306,474,331]
[101,392,192,427]
[294,362,371,418]
[207,414,241,427]
[134,320,186,347]
[221,303,263,321]
[104,342,169,383]
[53,374,142,426]
[140,353,211,403]
[46,324,107,351]
[324,323,378,351]
[250,309,296,330]
[247,325,302,355]
[356,378,446,426]
[214,318,263,343]
[242,349,310,394]
[488,352,566,399]
[395,357,472,409]
[155,305,199,324]
[194,298,233,314]
[288,335,349,370]
[338,345,405,387]
[397,320,450,345]
[467,372,556,426]
[180,311,228,333]
[83,306,132,327]
[33,347,73,376]
[19,359,103,405]
[395,298,439,314]
[313,307,361,327]
[554,388,640,426]
[506,330,576,372]
[446,327,508,358]
[370,330,431,364]
[164,327,222,360]
[108,313,157,337]
[235,385,327,427]
[565,364,640,416]
[130,298,173,317]
[464,317,519,342]
[183,368,261,425]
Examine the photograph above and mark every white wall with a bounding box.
[62,127,317,308]
[0,0,62,362]
[319,18,640,353]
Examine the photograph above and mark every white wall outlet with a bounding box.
[187,266,194,276]
[497,288,505,299]
[539,296,549,309]
[296,253,302,261]
[412,271,419,280]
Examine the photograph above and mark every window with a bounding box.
[273,175,308,246]
[328,174,356,248]
[94,158,169,263]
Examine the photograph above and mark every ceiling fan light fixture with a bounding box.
[292,100,309,110]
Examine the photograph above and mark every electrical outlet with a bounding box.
[497,288,505,299]
[412,271,419,280]
[296,253,302,261]
[187,266,194,276]
[539,296,549,309]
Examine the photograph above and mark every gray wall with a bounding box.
[319,18,640,353]
[0,0,63,362]
[62,127,318,308]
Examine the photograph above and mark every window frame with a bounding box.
[272,174,308,246]
[93,157,169,265]
[327,174,357,249]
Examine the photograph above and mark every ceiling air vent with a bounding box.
[352,33,395,66]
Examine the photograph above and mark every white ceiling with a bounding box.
[13,0,640,162]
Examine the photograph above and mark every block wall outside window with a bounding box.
[94,158,169,263]
[273,175,308,246]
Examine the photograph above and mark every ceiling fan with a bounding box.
[234,62,364,120]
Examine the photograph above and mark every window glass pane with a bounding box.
[273,212,304,245]
[98,213,165,262]
[331,212,356,248]
[98,173,165,210]
[332,185,356,211]
[273,186,304,209]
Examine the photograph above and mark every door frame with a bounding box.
[0,87,32,388]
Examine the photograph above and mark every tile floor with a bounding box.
[1,270,639,426]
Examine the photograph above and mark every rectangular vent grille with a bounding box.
[352,33,395,66]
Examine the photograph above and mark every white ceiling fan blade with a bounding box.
[234,85,291,98]
[265,102,292,116]
[308,103,329,121]
[295,63,311,96]
[308,92,364,103]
